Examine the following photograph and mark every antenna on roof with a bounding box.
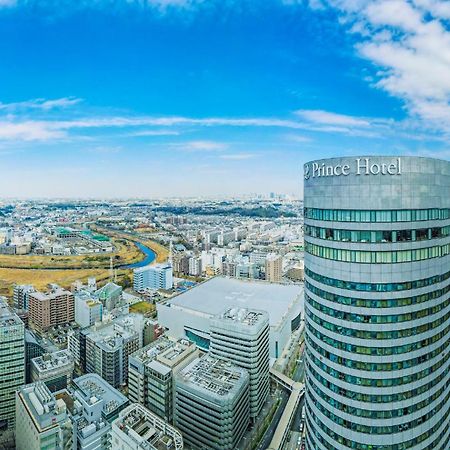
[169,238,173,266]
[110,256,114,281]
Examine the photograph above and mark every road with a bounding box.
[256,390,289,450]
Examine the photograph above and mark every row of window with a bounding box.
[304,207,450,223]
[305,242,449,263]
[305,267,450,292]
[308,375,449,421]
[306,333,448,374]
[304,224,450,243]
[307,320,450,356]
[306,280,449,309]
[306,305,450,341]
[305,292,449,323]
[308,388,450,435]
[306,399,450,450]
[307,358,449,404]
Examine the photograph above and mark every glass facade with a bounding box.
[303,156,450,450]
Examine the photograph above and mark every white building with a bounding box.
[133,264,173,292]
[157,277,303,359]
[75,291,103,328]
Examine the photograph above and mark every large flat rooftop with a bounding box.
[168,277,303,329]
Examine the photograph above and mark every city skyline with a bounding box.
[0,0,449,197]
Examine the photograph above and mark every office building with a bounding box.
[75,291,103,328]
[157,276,302,358]
[69,314,144,388]
[0,299,25,435]
[174,355,249,450]
[28,286,74,335]
[31,350,74,392]
[15,382,70,450]
[265,253,283,282]
[133,264,173,292]
[210,308,270,420]
[303,156,450,449]
[111,403,183,450]
[128,336,198,423]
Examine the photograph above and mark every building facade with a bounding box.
[0,299,25,435]
[28,286,75,335]
[128,336,198,423]
[265,253,283,282]
[303,156,450,450]
[209,308,270,420]
[133,264,173,292]
[30,350,74,392]
[174,355,249,450]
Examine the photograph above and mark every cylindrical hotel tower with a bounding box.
[303,156,450,450]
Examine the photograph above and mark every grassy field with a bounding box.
[0,237,143,270]
[129,301,155,315]
[0,267,131,297]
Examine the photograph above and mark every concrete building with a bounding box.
[0,299,25,435]
[111,403,183,450]
[13,284,35,310]
[133,264,173,292]
[75,291,103,328]
[128,336,199,423]
[95,282,122,311]
[16,374,129,450]
[210,308,270,421]
[68,314,144,388]
[174,355,249,450]
[157,277,303,358]
[28,286,75,335]
[265,253,283,283]
[15,382,70,450]
[31,350,74,392]
[303,156,450,450]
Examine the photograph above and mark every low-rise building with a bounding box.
[111,403,183,450]
[31,349,74,392]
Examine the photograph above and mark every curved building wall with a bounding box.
[303,156,450,450]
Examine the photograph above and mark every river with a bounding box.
[119,241,156,269]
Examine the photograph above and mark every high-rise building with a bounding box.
[15,382,70,450]
[0,299,25,436]
[174,355,250,450]
[68,314,144,388]
[13,284,35,310]
[303,156,450,449]
[209,308,270,420]
[265,253,283,282]
[28,286,74,335]
[111,403,184,450]
[133,264,173,292]
[30,350,74,392]
[128,336,198,423]
[16,374,129,450]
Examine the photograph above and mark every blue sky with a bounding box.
[0,0,449,198]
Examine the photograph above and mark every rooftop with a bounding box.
[177,355,248,399]
[0,298,23,328]
[113,403,183,450]
[72,374,128,416]
[219,307,268,326]
[131,336,194,370]
[31,349,74,373]
[167,276,302,329]
[18,382,67,431]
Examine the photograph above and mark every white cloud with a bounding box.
[313,0,450,133]
[219,153,256,160]
[181,140,227,151]
[295,109,371,126]
[0,121,66,141]
[0,97,82,111]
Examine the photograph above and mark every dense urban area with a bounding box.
[0,195,307,450]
